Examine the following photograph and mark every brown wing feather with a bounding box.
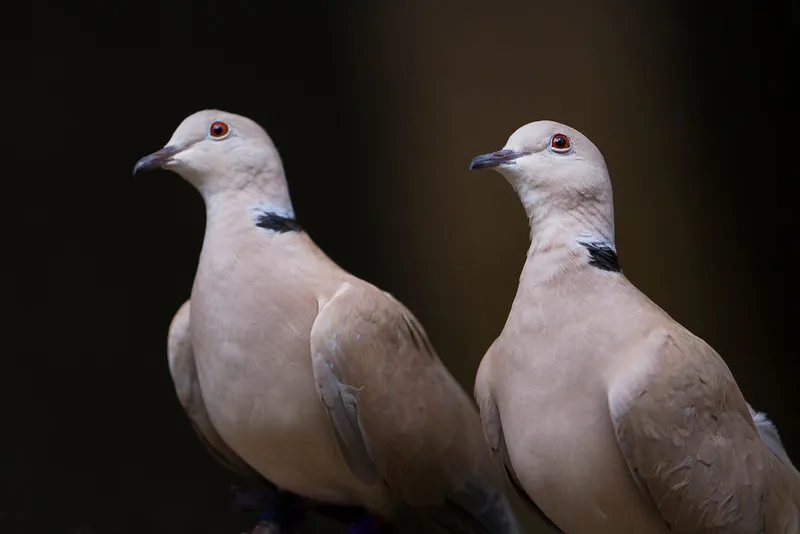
[611,327,800,533]
[310,282,521,534]
[310,282,499,505]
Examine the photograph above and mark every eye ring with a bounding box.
[550,134,572,153]
[209,121,231,139]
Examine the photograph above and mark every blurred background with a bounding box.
[2,1,795,533]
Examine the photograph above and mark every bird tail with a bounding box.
[395,484,523,534]
[749,406,800,475]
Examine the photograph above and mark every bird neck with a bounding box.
[519,181,615,246]
[202,186,298,241]
[517,183,616,277]
[195,161,294,211]
[198,164,296,227]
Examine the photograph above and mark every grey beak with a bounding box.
[133,145,188,175]
[469,149,529,170]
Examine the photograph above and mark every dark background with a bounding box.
[2,1,795,533]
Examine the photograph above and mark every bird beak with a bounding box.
[133,144,189,175]
[469,149,529,170]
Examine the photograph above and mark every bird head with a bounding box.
[133,110,289,205]
[469,120,611,203]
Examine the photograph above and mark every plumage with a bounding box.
[167,300,259,477]
[138,109,521,534]
[469,120,800,533]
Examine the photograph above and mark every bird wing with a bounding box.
[310,282,520,534]
[609,326,800,533]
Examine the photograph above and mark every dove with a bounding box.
[468,120,800,533]
[134,110,521,534]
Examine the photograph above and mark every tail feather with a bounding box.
[748,406,799,475]
[416,484,523,534]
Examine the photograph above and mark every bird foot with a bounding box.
[346,514,391,534]
[258,491,307,533]
[250,520,284,534]
[229,485,307,533]
[230,484,279,512]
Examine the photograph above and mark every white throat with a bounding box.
[513,178,616,255]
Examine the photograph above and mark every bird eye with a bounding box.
[550,134,571,152]
[209,121,230,139]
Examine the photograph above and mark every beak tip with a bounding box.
[132,158,153,176]
[132,156,158,176]
[468,155,494,171]
[468,149,527,171]
[132,144,187,177]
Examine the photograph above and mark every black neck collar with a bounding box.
[254,211,303,233]
[578,240,621,272]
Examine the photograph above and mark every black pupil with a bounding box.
[213,124,224,135]
[554,136,566,147]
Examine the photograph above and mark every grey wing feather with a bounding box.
[748,404,799,475]
[316,354,522,534]
[315,358,381,485]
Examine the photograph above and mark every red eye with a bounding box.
[209,121,230,138]
[551,134,571,151]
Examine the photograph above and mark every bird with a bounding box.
[134,109,522,534]
[468,120,800,533]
